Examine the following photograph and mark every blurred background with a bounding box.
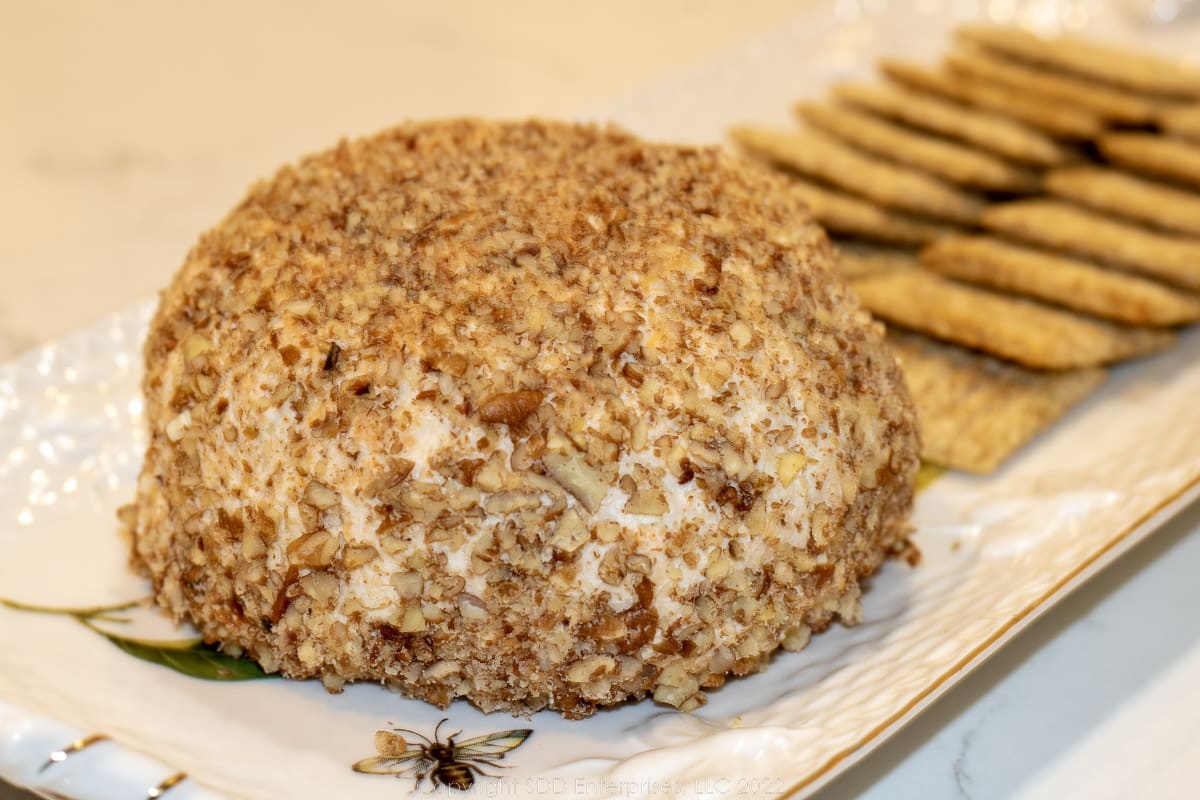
[0,0,803,360]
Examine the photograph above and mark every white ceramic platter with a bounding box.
[3,2,1200,798]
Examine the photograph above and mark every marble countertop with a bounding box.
[2,3,1197,799]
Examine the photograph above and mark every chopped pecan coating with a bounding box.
[130,119,918,719]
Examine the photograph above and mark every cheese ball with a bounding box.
[130,119,919,717]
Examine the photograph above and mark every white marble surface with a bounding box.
[817,497,1200,800]
[2,2,1199,799]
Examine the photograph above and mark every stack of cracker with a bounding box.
[732,24,1200,474]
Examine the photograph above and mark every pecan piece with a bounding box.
[375,731,408,758]
[478,389,544,425]
[624,489,668,516]
[366,458,416,500]
[543,451,607,512]
[304,481,339,510]
[287,530,338,567]
[322,342,341,371]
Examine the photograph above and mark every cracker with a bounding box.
[887,330,1106,474]
[1097,133,1200,190]
[832,82,1067,166]
[980,199,1200,290]
[922,235,1200,326]
[785,177,958,245]
[1044,165,1200,238]
[835,245,919,280]
[957,24,1200,100]
[880,58,1105,139]
[941,47,1156,125]
[850,268,1173,369]
[1159,104,1200,142]
[796,100,1040,191]
[730,125,983,223]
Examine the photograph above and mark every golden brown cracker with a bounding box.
[796,100,1040,191]
[957,24,1200,100]
[980,199,1200,290]
[887,330,1106,473]
[835,245,919,280]
[942,46,1157,125]
[921,235,1200,326]
[851,268,1173,369]
[730,125,983,223]
[880,58,1104,139]
[832,82,1067,166]
[1098,133,1200,190]
[1159,104,1200,142]
[1044,165,1200,238]
[786,177,958,245]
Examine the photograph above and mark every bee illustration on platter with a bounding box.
[352,718,532,791]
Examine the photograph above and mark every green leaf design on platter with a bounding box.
[0,596,145,617]
[915,461,945,492]
[93,627,273,681]
[79,618,204,651]
[3,595,274,682]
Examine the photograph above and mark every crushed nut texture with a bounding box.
[130,119,919,717]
